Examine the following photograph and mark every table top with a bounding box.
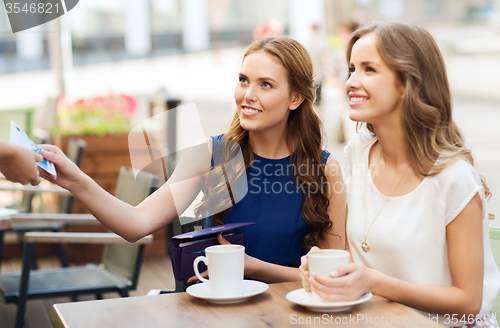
[0,174,69,194]
[0,214,13,230]
[0,183,70,194]
[0,208,18,217]
[51,281,442,328]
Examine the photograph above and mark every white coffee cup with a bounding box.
[193,244,245,297]
[308,249,350,303]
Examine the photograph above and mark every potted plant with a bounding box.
[55,93,137,137]
[54,93,139,212]
[53,94,168,261]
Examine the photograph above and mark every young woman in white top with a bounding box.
[299,22,500,327]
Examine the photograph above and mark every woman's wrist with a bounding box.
[66,170,91,195]
[244,254,261,279]
[244,256,301,283]
[367,267,382,295]
[0,142,15,159]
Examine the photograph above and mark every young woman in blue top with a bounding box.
[40,36,346,283]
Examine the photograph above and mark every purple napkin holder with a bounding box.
[168,222,255,281]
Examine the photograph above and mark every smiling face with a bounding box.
[345,33,404,126]
[234,50,303,135]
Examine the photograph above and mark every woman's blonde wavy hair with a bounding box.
[347,22,493,218]
[195,36,334,247]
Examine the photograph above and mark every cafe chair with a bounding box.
[172,217,200,292]
[0,167,158,328]
[0,215,14,273]
[490,227,500,320]
[146,217,201,296]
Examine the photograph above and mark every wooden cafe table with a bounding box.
[51,281,443,328]
[0,213,14,230]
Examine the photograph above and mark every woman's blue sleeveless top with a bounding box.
[203,135,330,267]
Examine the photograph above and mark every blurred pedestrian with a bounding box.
[306,24,328,106]
[330,21,360,144]
[330,21,359,87]
[252,19,284,41]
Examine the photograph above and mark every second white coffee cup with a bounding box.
[193,244,245,297]
[308,249,350,303]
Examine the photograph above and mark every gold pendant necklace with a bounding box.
[362,152,411,252]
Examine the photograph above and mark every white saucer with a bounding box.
[286,288,372,312]
[186,280,269,304]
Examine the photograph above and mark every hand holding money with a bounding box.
[0,140,42,185]
[38,144,84,190]
[9,121,57,176]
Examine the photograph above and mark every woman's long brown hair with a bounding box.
[346,22,493,218]
[195,36,334,247]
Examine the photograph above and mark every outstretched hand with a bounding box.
[39,145,84,190]
[0,143,42,185]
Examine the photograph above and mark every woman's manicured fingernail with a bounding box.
[330,270,338,277]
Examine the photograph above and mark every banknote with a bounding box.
[9,121,57,176]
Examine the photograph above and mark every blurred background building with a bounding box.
[1,0,498,75]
